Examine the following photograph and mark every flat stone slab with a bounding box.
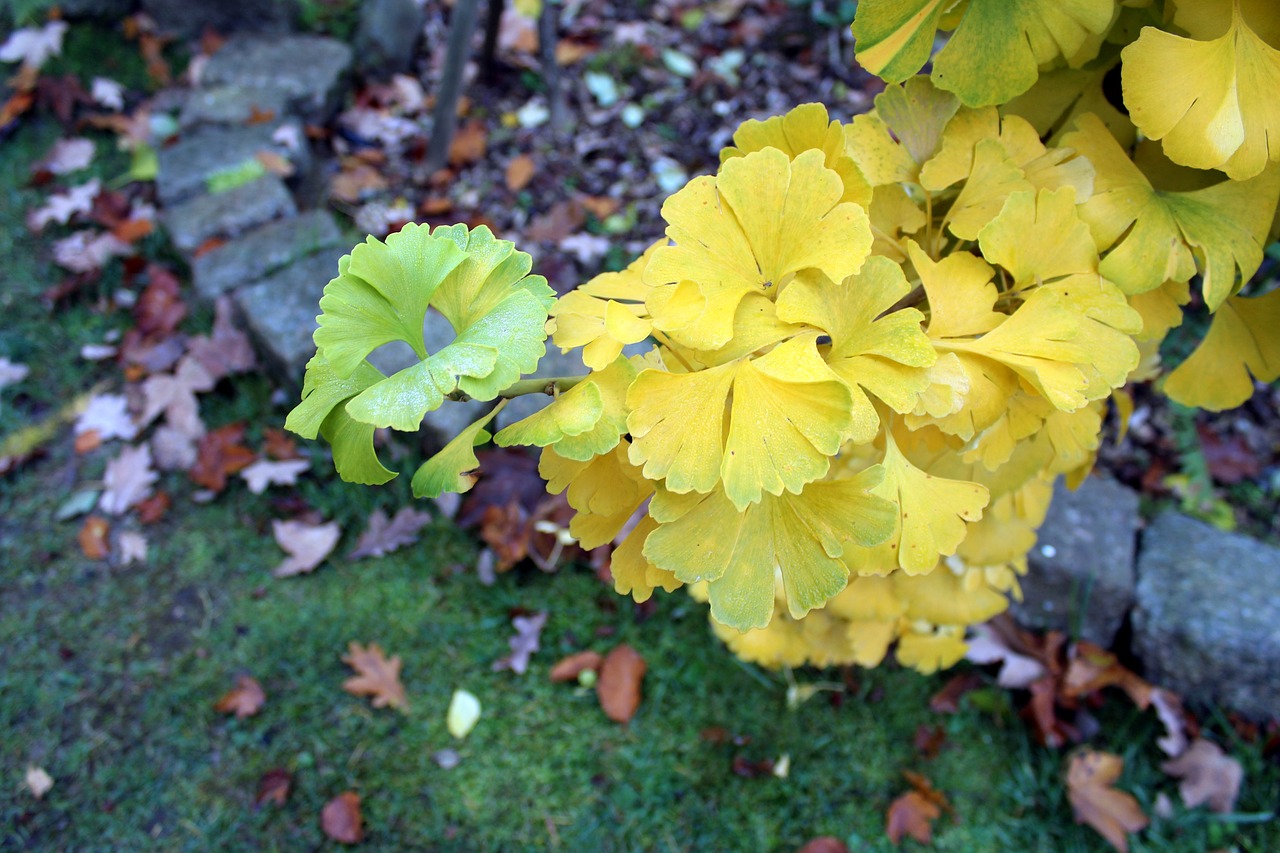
[202,35,353,120]
[233,251,344,380]
[1011,475,1140,646]
[192,210,345,301]
[1133,512,1280,719]
[179,85,289,129]
[160,176,296,254]
[156,122,304,205]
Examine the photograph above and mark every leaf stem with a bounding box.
[447,375,589,403]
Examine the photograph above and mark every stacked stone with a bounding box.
[156,36,353,379]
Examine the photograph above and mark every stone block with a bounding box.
[202,35,353,120]
[355,0,427,75]
[1010,475,1140,646]
[160,175,296,254]
[156,122,305,205]
[192,210,344,301]
[1133,512,1280,719]
[179,85,289,129]
[232,251,344,380]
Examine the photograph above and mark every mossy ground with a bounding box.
[2,29,1279,853]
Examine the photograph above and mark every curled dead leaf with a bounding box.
[254,767,292,808]
[1160,739,1242,813]
[1066,750,1148,853]
[596,644,645,723]
[549,650,603,682]
[321,791,363,844]
[885,790,941,845]
[78,515,110,560]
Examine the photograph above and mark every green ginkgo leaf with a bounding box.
[310,223,555,433]
[285,353,395,485]
[411,402,506,499]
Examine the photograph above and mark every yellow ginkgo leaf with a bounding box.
[628,336,854,507]
[852,0,1116,107]
[496,355,638,461]
[610,513,682,602]
[643,148,872,350]
[1122,7,1280,179]
[942,139,1030,240]
[540,440,653,549]
[1000,54,1135,148]
[776,256,936,442]
[894,562,1010,625]
[978,188,1098,289]
[873,427,989,574]
[1128,279,1190,343]
[1173,0,1280,47]
[895,624,968,674]
[868,184,928,261]
[644,469,896,630]
[845,77,960,186]
[722,103,873,207]
[1164,288,1280,411]
[549,241,661,370]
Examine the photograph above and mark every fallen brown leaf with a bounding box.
[272,519,341,578]
[1160,739,1242,813]
[549,650,603,682]
[928,672,983,714]
[254,768,292,808]
[578,195,619,220]
[133,264,186,340]
[525,199,585,242]
[505,154,536,191]
[190,423,256,492]
[215,675,266,719]
[795,837,849,853]
[342,641,409,711]
[1066,750,1148,853]
[78,515,110,559]
[913,723,947,760]
[321,791,363,844]
[348,507,432,560]
[134,490,170,524]
[448,119,487,167]
[1062,642,1153,709]
[597,644,645,723]
[885,791,941,845]
[261,427,299,460]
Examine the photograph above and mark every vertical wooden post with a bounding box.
[427,0,484,173]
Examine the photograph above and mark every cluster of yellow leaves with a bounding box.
[527,95,1167,671]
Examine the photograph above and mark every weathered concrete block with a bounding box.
[1133,512,1280,719]
[156,122,304,205]
[160,176,296,254]
[192,210,344,301]
[179,85,289,129]
[232,251,344,380]
[1010,476,1140,646]
[202,35,353,120]
[355,0,426,75]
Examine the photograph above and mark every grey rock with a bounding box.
[156,122,305,205]
[1010,475,1140,646]
[179,85,289,129]
[192,210,344,301]
[355,0,426,75]
[140,0,298,37]
[1133,512,1280,719]
[233,251,345,380]
[160,175,296,253]
[202,35,353,120]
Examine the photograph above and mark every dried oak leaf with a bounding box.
[1160,739,1243,813]
[78,515,110,559]
[134,264,186,339]
[321,791,363,845]
[75,393,137,442]
[342,641,409,711]
[99,444,158,515]
[1066,750,1148,853]
[254,768,292,808]
[928,672,983,714]
[185,295,256,381]
[1062,641,1152,709]
[549,650,603,682]
[190,423,256,492]
[215,675,266,719]
[272,519,341,578]
[348,507,432,559]
[139,357,215,437]
[597,644,645,723]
